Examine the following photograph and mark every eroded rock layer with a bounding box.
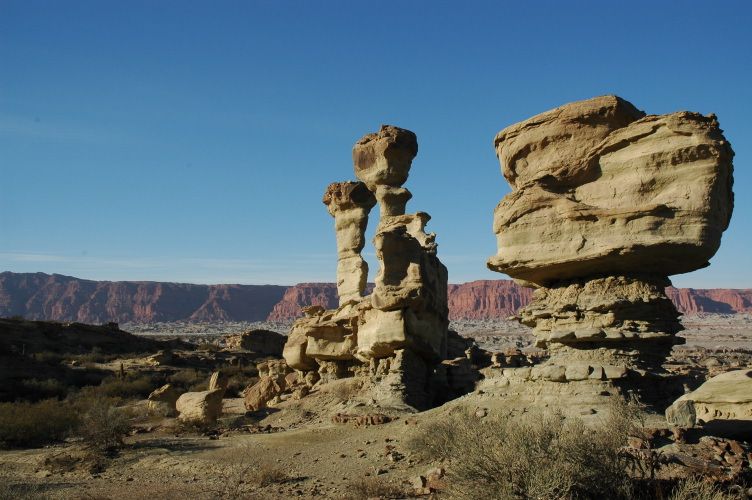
[488,95,734,395]
[281,125,450,409]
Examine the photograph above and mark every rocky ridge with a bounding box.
[1,272,750,323]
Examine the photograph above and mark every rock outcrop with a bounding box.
[666,369,752,437]
[447,280,534,320]
[0,272,286,323]
[147,384,180,416]
[281,125,450,409]
[487,95,734,404]
[223,329,286,356]
[175,389,224,425]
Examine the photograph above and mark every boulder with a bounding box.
[244,376,286,412]
[666,399,697,428]
[176,389,224,424]
[673,370,752,426]
[147,383,180,416]
[282,326,318,371]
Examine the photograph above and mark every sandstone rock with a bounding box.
[147,384,180,416]
[282,326,318,371]
[243,376,286,412]
[489,101,734,285]
[323,181,376,304]
[352,125,417,192]
[674,370,752,425]
[257,359,292,379]
[281,124,449,410]
[223,329,286,356]
[666,399,697,428]
[176,389,224,424]
[487,96,734,395]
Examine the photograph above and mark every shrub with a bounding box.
[0,482,47,500]
[168,368,210,392]
[407,399,642,500]
[75,397,132,451]
[19,378,69,400]
[92,373,162,399]
[669,476,732,500]
[247,464,290,487]
[0,399,79,448]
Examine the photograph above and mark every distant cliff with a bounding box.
[1,272,749,323]
[0,272,286,323]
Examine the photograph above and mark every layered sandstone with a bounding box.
[323,181,376,305]
[487,95,734,402]
[281,125,449,409]
[488,97,734,286]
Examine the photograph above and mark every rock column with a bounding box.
[323,181,376,305]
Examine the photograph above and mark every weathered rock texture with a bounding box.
[323,181,377,305]
[489,96,734,285]
[667,369,752,437]
[281,125,449,409]
[487,95,734,402]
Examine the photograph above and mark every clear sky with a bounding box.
[1,1,750,287]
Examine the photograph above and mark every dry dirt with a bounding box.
[2,314,751,499]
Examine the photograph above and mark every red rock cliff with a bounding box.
[1,272,749,323]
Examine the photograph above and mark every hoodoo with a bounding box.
[281,125,450,409]
[487,95,734,404]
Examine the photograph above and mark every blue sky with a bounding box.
[1,1,750,287]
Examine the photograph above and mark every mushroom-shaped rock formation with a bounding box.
[282,125,450,409]
[487,95,734,403]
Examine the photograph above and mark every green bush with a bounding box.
[0,399,79,448]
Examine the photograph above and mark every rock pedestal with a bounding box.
[487,96,734,405]
[282,125,450,409]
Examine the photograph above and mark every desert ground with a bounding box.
[1,314,750,499]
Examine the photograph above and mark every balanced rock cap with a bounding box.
[353,125,418,191]
[322,181,377,216]
[488,96,734,285]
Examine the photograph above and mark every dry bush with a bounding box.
[0,399,78,448]
[0,481,47,500]
[168,368,210,392]
[407,399,642,500]
[247,463,291,487]
[345,477,410,499]
[669,476,732,500]
[75,396,132,451]
[91,372,163,399]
